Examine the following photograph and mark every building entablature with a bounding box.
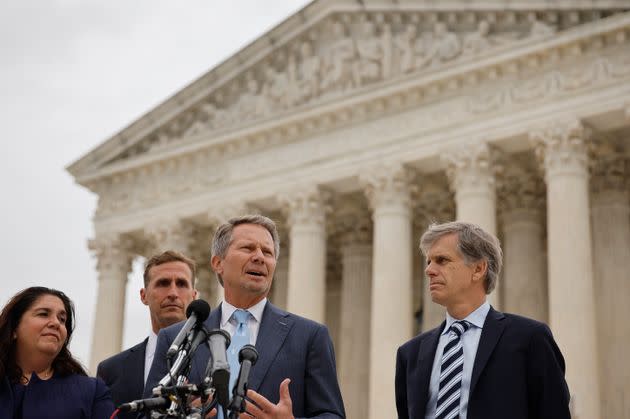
[68,4,630,182]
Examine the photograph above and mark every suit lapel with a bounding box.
[126,339,148,398]
[248,302,292,391]
[417,322,444,411]
[470,307,506,394]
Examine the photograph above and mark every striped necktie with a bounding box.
[436,320,471,419]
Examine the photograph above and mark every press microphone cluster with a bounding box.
[124,299,262,418]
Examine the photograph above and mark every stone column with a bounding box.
[361,164,413,419]
[530,118,601,419]
[443,142,500,307]
[188,225,215,304]
[325,257,342,351]
[498,165,548,322]
[270,225,290,309]
[88,235,133,373]
[416,180,454,330]
[270,248,289,309]
[590,151,630,419]
[335,203,372,419]
[282,188,329,323]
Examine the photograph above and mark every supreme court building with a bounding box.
[68,1,630,418]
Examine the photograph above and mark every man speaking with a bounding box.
[145,214,345,418]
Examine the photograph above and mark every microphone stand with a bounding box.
[228,345,259,419]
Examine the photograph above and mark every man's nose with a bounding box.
[251,247,264,261]
[167,282,179,296]
[425,262,436,276]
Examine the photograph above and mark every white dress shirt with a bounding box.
[144,331,158,384]
[220,298,267,345]
[425,301,490,419]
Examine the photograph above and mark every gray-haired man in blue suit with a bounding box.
[145,214,345,418]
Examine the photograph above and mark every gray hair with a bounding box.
[419,221,503,294]
[211,214,280,286]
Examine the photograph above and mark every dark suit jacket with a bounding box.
[97,338,147,419]
[0,373,114,419]
[145,302,345,418]
[395,307,571,419]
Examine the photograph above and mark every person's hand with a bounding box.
[241,378,294,419]
[188,396,217,418]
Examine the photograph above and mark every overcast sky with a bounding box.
[0,0,311,372]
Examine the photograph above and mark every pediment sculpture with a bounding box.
[111,9,605,164]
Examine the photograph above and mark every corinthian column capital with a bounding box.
[331,199,372,247]
[442,142,500,193]
[143,219,195,254]
[497,163,545,216]
[279,186,331,228]
[359,163,414,212]
[207,202,251,227]
[88,234,133,276]
[529,117,592,179]
[590,142,628,194]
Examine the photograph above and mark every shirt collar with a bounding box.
[443,300,490,335]
[221,298,267,327]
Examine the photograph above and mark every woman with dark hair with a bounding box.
[0,286,114,418]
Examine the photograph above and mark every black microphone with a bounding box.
[167,299,211,358]
[205,329,231,408]
[158,326,210,388]
[229,345,259,418]
[118,396,169,412]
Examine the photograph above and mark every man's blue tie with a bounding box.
[435,320,471,419]
[218,309,251,419]
[228,309,252,391]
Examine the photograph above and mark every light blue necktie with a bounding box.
[218,309,251,419]
[228,309,252,391]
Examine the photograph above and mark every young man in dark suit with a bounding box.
[97,250,197,418]
[145,214,345,418]
[395,221,570,419]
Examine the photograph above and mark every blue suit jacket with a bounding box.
[145,302,345,418]
[0,373,114,419]
[395,307,571,419]
[97,338,147,419]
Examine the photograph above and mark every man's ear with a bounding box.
[140,288,149,306]
[210,255,223,275]
[472,259,488,283]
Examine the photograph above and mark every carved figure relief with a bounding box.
[353,20,390,86]
[118,11,603,162]
[320,20,356,92]
[296,41,321,101]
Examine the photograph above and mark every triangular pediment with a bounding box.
[67,0,630,184]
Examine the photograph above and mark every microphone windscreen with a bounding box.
[186,299,211,321]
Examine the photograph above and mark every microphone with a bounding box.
[158,326,210,388]
[118,396,169,413]
[167,299,211,358]
[205,329,231,408]
[229,345,259,418]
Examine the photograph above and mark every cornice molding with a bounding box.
[68,7,630,183]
